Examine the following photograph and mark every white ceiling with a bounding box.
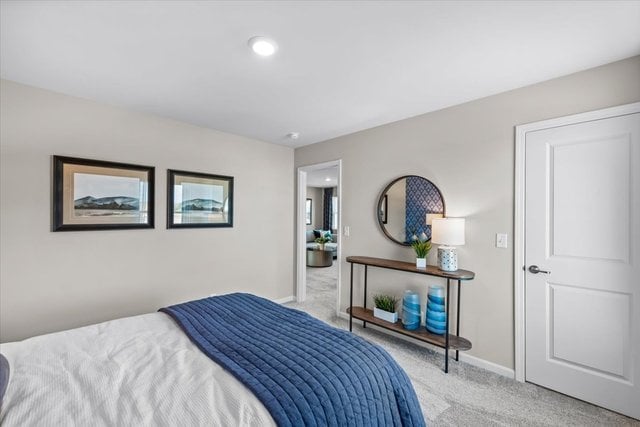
[1,1,639,148]
[307,167,338,188]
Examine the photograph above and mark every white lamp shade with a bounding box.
[431,218,465,246]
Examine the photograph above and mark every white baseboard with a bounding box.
[273,295,295,304]
[457,352,514,378]
[337,312,514,379]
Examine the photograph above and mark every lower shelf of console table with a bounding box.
[346,255,475,373]
[347,306,472,351]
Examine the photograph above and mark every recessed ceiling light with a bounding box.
[325,178,331,182]
[248,36,277,56]
[287,132,300,140]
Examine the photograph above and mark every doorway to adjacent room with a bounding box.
[296,160,342,318]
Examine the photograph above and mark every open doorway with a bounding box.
[296,160,341,318]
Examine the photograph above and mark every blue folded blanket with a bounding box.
[160,293,425,427]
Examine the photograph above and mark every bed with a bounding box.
[0,293,425,426]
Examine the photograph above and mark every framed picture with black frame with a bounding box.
[305,198,313,225]
[167,169,234,229]
[52,155,155,231]
[380,194,388,224]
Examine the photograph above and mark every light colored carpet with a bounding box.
[288,263,637,426]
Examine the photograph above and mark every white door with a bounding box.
[524,107,640,419]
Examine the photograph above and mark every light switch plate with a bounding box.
[496,233,508,248]
[344,226,350,237]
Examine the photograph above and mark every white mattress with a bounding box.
[0,312,275,426]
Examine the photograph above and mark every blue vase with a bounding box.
[426,285,446,335]
[426,318,447,329]
[428,295,445,305]
[426,310,446,322]
[402,290,421,331]
[427,301,445,313]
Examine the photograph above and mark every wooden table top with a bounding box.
[346,256,475,280]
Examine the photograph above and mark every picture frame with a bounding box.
[380,194,388,224]
[52,156,155,232]
[305,198,313,225]
[167,169,234,229]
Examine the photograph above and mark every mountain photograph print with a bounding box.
[52,156,154,231]
[167,169,233,229]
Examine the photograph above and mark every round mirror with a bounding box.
[377,175,445,246]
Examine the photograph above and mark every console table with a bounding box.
[346,256,475,373]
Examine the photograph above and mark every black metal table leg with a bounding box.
[445,278,450,373]
[456,279,461,361]
[363,265,368,328]
[349,262,354,332]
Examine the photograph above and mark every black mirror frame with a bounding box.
[376,175,446,246]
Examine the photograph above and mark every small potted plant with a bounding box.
[411,233,432,268]
[315,234,332,251]
[373,294,399,323]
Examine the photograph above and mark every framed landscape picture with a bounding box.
[52,156,155,231]
[380,194,388,224]
[305,198,312,225]
[167,169,234,229]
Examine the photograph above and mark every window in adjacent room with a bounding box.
[331,196,338,230]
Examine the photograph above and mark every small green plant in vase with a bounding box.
[373,294,399,323]
[411,233,432,268]
[315,235,332,251]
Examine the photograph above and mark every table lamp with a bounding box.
[431,218,465,271]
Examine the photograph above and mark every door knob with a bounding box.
[528,265,550,274]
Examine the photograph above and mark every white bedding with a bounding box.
[0,312,275,426]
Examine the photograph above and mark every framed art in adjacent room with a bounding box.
[305,198,313,225]
[167,169,234,228]
[380,194,388,224]
[52,156,155,231]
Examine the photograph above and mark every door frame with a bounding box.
[514,101,640,382]
[296,159,342,311]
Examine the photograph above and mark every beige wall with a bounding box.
[0,80,294,343]
[294,56,640,369]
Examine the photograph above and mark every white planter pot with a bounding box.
[416,258,427,268]
[373,307,398,323]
